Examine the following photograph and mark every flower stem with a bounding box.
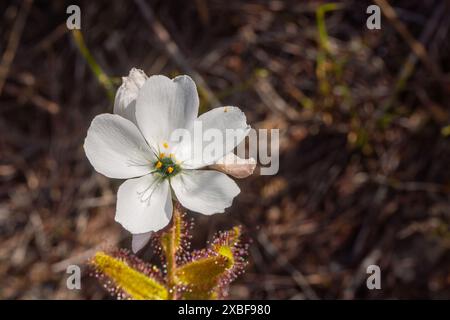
[161,202,182,300]
[71,29,115,101]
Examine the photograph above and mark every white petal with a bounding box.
[135,75,199,150]
[113,68,148,125]
[176,106,250,169]
[84,114,155,179]
[210,153,256,178]
[131,232,153,253]
[171,170,240,215]
[115,175,172,234]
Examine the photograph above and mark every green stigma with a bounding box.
[154,154,181,178]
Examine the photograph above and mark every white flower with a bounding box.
[84,69,252,252]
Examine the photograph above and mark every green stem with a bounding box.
[71,29,115,101]
[161,202,182,300]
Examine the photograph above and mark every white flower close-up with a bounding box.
[84,68,255,252]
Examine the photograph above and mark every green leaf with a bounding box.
[92,252,168,300]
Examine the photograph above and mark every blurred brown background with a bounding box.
[0,0,449,299]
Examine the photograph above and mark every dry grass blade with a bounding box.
[134,0,220,109]
[0,0,33,95]
[374,0,444,81]
[257,231,319,300]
